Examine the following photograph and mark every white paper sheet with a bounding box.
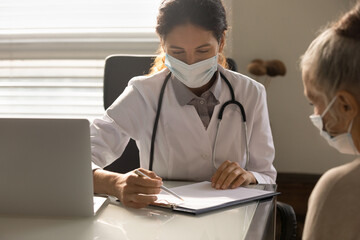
[155,181,276,211]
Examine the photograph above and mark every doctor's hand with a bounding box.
[93,168,162,208]
[112,168,162,209]
[211,160,257,190]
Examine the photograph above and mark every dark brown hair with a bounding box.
[149,0,228,74]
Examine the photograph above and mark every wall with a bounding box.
[225,0,355,174]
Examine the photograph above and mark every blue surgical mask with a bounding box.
[309,96,360,156]
[165,53,218,88]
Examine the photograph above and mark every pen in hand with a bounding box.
[134,170,184,201]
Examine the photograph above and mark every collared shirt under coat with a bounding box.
[91,65,276,183]
[172,73,220,128]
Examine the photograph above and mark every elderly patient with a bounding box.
[300,2,360,240]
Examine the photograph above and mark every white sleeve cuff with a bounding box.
[250,171,275,184]
[92,162,102,171]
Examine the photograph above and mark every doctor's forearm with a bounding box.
[93,169,123,197]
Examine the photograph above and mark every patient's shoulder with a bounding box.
[303,159,360,239]
[311,159,360,205]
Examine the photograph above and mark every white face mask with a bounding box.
[164,53,218,88]
[309,96,360,156]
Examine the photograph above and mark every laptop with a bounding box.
[0,118,108,217]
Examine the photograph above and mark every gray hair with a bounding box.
[300,2,360,104]
[300,28,360,102]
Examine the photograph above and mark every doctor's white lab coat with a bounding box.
[91,65,276,184]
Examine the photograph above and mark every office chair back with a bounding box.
[103,55,154,173]
[276,202,297,240]
[104,55,155,110]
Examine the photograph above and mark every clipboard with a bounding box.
[153,181,279,215]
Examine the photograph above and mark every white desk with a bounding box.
[0,182,276,240]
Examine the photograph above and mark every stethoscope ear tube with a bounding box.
[212,120,249,171]
[149,73,172,171]
[150,71,249,172]
[218,100,246,122]
[243,121,250,170]
[214,73,249,171]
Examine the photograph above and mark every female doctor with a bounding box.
[92,0,276,209]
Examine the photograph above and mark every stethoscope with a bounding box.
[148,71,249,172]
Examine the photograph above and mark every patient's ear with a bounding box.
[336,90,358,118]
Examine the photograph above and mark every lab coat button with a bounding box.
[201,154,208,159]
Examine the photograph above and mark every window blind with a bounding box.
[0,0,162,59]
[0,60,104,120]
[0,0,161,30]
[0,0,162,119]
